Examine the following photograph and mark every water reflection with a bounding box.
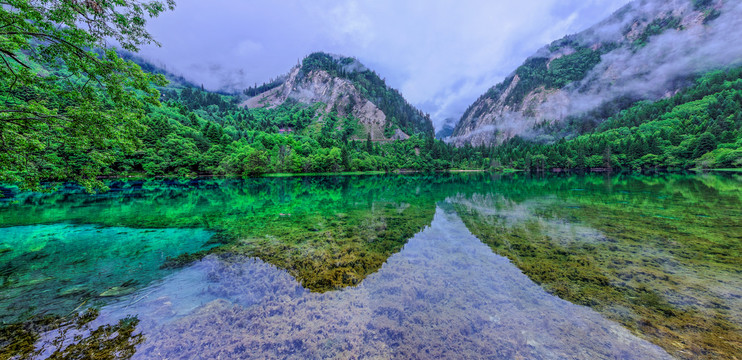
[0,176,451,292]
[451,179,742,359]
[2,173,741,359]
[61,207,670,359]
[0,224,215,324]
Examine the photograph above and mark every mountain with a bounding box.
[83,54,482,179]
[118,51,200,90]
[450,0,742,146]
[435,118,457,140]
[242,52,434,141]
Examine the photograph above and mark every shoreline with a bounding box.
[94,169,489,180]
[6,168,739,189]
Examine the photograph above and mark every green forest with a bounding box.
[0,2,485,192]
[488,66,742,172]
[2,0,742,193]
[115,84,486,179]
[2,65,489,191]
[112,61,742,180]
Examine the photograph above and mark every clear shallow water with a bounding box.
[0,224,216,324]
[1,174,741,359]
[38,208,672,359]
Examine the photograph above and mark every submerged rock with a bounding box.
[100,286,136,297]
[59,285,89,297]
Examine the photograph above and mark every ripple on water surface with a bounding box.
[63,207,672,360]
[0,223,216,324]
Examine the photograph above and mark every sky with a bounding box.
[140,0,629,130]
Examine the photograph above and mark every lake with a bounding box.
[1,173,740,359]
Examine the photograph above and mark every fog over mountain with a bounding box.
[450,0,742,146]
[138,0,628,131]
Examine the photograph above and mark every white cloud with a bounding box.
[235,39,263,57]
[140,0,629,129]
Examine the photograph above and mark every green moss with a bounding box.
[209,200,436,291]
[454,173,742,359]
[2,173,741,358]
[0,310,143,360]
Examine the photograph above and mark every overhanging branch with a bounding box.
[0,48,31,69]
[0,31,101,64]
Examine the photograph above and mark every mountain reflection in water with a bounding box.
[55,207,671,359]
[5,173,741,359]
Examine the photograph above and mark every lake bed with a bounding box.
[1,173,740,359]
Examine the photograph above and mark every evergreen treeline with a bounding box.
[242,77,285,97]
[300,53,435,137]
[106,85,486,177]
[486,67,742,171]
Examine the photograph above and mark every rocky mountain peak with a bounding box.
[241,52,433,141]
[450,0,739,146]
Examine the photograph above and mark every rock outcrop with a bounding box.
[451,0,741,146]
[242,53,433,141]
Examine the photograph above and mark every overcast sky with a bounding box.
[140,0,629,130]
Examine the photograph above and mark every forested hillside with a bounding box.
[451,0,742,147]
[1,12,483,192]
[112,82,484,179]
[242,53,434,142]
[486,66,742,171]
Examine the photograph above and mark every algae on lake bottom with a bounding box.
[212,201,436,291]
[1,173,740,359]
[80,210,672,360]
[0,309,143,360]
[1,176,454,292]
[452,174,742,360]
[0,224,217,324]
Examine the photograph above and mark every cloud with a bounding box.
[527,0,742,125]
[236,39,263,57]
[139,0,629,130]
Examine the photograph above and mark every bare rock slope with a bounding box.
[451,0,742,146]
[242,53,433,141]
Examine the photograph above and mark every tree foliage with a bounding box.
[0,0,174,190]
[486,67,742,172]
[299,52,434,137]
[108,83,487,177]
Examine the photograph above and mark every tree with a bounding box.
[693,132,717,158]
[603,145,613,170]
[243,148,268,176]
[341,145,350,170]
[1,0,175,190]
[531,154,547,171]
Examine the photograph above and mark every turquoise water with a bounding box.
[52,208,669,359]
[0,224,216,324]
[1,174,740,359]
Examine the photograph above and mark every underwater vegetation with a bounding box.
[0,309,142,360]
[0,175,469,292]
[452,173,742,359]
[211,200,436,291]
[0,173,740,358]
[90,214,672,360]
[0,225,216,325]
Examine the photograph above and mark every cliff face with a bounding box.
[242,53,433,141]
[435,118,457,140]
[451,0,742,146]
